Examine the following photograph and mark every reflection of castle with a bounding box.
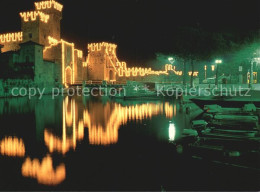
[44,97,174,151]
[0,137,25,157]
[0,97,175,186]
[22,155,66,186]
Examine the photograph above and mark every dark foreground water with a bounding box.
[0,96,259,191]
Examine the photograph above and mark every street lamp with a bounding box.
[249,57,260,88]
[215,59,222,87]
[204,65,207,80]
[168,57,175,64]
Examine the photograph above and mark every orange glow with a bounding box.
[0,137,25,157]
[0,32,23,43]
[44,37,79,85]
[35,0,63,12]
[75,49,83,58]
[188,71,199,77]
[88,42,185,77]
[44,97,83,154]
[44,130,76,154]
[84,102,174,145]
[45,97,174,149]
[20,11,50,23]
[21,155,66,186]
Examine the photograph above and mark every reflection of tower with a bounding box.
[44,98,174,148]
[21,0,63,46]
[44,97,84,154]
[84,102,174,145]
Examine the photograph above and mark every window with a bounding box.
[29,33,32,39]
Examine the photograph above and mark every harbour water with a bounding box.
[0,96,259,190]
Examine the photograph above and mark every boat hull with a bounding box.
[191,97,260,109]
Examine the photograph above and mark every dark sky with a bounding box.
[0,0,259,66]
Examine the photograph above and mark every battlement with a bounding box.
[20,11,50,23]
[0,32,23,43]
[88,42,117,52]
[35,0,63,12]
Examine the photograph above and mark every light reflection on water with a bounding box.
[0,96,196,187]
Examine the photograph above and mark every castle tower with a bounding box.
[20,0,63,47]
[87,42,118,82]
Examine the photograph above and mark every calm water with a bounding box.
[0,96,259,191]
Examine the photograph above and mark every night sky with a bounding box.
[0,0,259,66]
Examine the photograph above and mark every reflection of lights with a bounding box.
[0,137,25,157]
[169,123,176,141]
[45,98,174,150]
[21,155,66,186]
[84,102,174,145]
[44,98,82,154]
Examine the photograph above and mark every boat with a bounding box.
[191,96,260,109]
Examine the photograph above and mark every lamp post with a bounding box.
[215,59,222,87]
[204,65,207,80]
[249,57,260,88]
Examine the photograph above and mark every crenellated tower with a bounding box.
[20,0,63,47]
[87,42,118,81]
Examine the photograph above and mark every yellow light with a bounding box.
[35,0,63,12]
[0,137,25,157]
[188,71,199,76]
[0,32,23,43]
[88,42,185,78]
[20,11,50,23]
[211,65,215,71]
[169,123,176,141]
[21,155,66,186]
[75,49,83,58]
[83,102,174,145]
[44,36,81,85]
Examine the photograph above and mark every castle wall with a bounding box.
[0,32,23,52]
[87,50,105,81]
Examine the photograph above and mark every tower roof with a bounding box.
[35,0,63,12]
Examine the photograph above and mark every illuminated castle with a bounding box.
[87,42,185,82]
[0,0,86,86]
[0,0,196,86]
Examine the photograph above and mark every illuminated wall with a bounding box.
[87,42,198,82]
[43,37,85,85]
[21,2,62,47]
[87,42,118,81]
[0,32,23,52]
